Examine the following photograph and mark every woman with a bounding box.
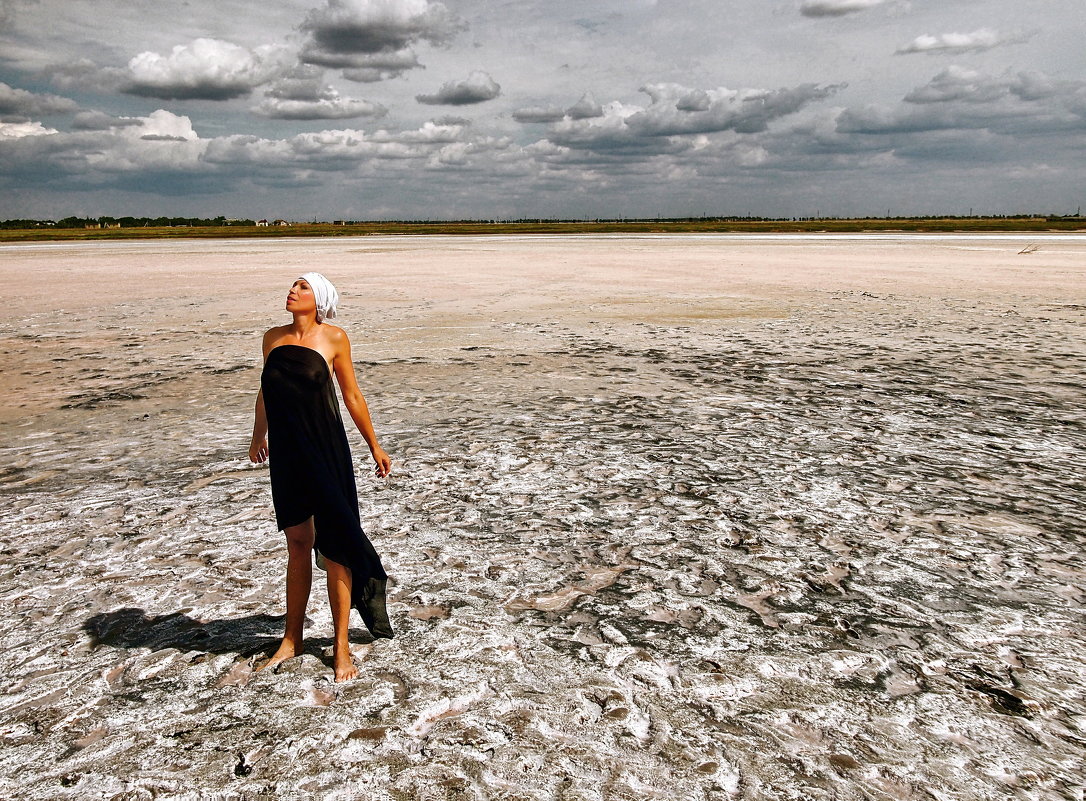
[248,272,393,683]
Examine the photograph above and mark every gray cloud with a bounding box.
[71,110,144,131]
[800,0,886,18]
[836,67,1086,136]
[122,38,289,100]
[896,29,1030,55]
[340,49,421,82]
[416,70,501,105]
[300,0,463,76]
[550,82,842,152]
[200,122,482,175]
[904,66,1079,105]
[253,66,387,119]
[253,95,387,121]
[673,89,711,112]
[0,81,78,119]
[566,92,604,120]
[260,65,328,102]
[0,110,203,187]
[40,59,122,92]
[0,114,487,196]
[0,0,1082,219]
[512,106,565,123]
[546,105,692,156]
[537,80,844,164]
[513,93,604,124]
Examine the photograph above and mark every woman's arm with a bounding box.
[331,328,391,477]
[249,387,269,463]
[248,328,275,463]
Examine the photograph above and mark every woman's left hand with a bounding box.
[371,446,392,478]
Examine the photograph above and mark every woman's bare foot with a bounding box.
[257,638,303,672]
[333,647,359,682]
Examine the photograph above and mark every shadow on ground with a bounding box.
[83,608,283,656]
[82,608,376,658]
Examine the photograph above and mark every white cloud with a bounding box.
[0,114,488,194]
[0,109,208,194]
[800,0,886,18]
[65,109,194,139]
[123,38,290,100]
[370,120,465,143]
[0,82,78,118]
[0,120,57,138]
[201,121,479,172]
[425,135,511,169]
[896,29,1029,55]
[300,0,463,76]
[134,109,199,141]
[547,101,660,153]
[416,71,501,105]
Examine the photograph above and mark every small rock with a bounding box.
[348,727,388,741]
[829,753,861,771]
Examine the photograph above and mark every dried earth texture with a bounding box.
[0,235,1084,800]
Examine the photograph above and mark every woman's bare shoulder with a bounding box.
[323,323,349,345]
[323,325,353,367]
[261,325,290,352]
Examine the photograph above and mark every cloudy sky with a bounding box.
[1,0,1083,220]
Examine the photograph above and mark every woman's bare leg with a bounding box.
[325,558,359,682]
[259,518,315,670]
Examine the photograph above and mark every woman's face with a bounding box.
[286,279,316,315]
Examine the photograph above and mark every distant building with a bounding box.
[273,219,289,226]
[84,223,101,229]
[256,219,269,227]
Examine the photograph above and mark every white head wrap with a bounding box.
[299,272,338,323]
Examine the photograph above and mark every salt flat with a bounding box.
[1,235,1084,800]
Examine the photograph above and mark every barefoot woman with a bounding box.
[248,273,393,682]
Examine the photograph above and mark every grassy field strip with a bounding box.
[3,218,1086,243]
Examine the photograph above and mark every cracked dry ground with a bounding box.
[0,239,1084,800]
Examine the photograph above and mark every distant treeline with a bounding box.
[0,216,256,229]
[350,213,1086,224]
[3,214,1085,242]
[3,214,1084,230]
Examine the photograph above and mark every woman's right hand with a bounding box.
[249,437,269,464]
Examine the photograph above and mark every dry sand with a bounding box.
[1,234,1084,799]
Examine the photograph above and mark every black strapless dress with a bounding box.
[260,344,393,638]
